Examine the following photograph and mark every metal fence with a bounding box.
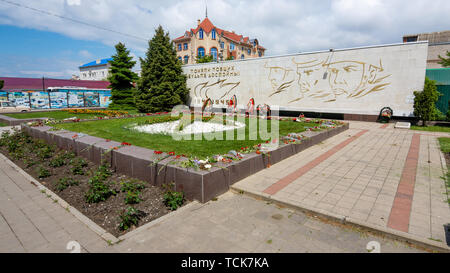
[426,68,450,115]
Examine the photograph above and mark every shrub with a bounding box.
[124,191,142,204]
[120,180,145,193]
[85,175,115,203]
[37,145,54,160]
[37,166,51,179]
[163,183,184,211]
[24,159,37,168]
[49,155,66,168]
[55,177,79,192]
[84,164,115,203]
[70,158,88,175]
[414,77,440,126]
[118,207,145,231]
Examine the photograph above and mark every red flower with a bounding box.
[169,152,175,156]
[121,142,132,146]
[72,134,78,139]
[293,118,297,122]
[256,150,261,155]
[154,151,163,155]
[175,155,181,159]
[106,139,111,142]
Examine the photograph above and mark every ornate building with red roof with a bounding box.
[173,17,266,65]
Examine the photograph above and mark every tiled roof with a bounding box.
[173,18,263,48]
[79,58,113,68]
[0,77,110,90]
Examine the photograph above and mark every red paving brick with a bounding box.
[380,124,389,129]
[387,133,420,233]
[263,130,369,195]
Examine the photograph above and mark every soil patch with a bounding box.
[0,131,186,237]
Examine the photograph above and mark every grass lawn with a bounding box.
[0,122,8,127]
[438,137,450,153]
[411,125,450,133]
[438,138,450,204]
[4,109,139,120]
[52,115,321,158]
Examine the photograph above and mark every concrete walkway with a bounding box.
[0,143,425,253]
[0,155,113,253]
[233,121,450,248]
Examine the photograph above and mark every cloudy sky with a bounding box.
[0,0,449,78]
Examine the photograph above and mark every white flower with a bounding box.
[198,160,207,164]
[204,164,212,169]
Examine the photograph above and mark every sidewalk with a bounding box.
[0,155,113,253]
[0,140,425,253]
[233,122,450,249]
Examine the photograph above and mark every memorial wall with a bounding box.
[184,41,429,117]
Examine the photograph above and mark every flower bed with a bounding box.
[21,115,349,203]
[0,129,187,237]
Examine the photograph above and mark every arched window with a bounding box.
[177,44,182,51]
[241,54,245,60]
[197,47,205,58]
[212,29,216,40]
[210,48,218,61]
[199,29,204,39]
[184,55,189,64]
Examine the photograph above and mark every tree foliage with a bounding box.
[196,55,214,63]
[438,51,450,67]
[107,42,138,110]
[136,26,189,113]
[413,77,441,126]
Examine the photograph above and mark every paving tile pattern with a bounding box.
[0,160,113,253]
[233,121,450,245]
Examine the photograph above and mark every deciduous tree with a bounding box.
[414,77,440,126]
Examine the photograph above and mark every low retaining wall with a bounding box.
[21,123,349,203]
[0,115,48,126]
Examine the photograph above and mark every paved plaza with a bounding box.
[0,121,448,252]
[0,127,430,252]
[233,121,450,248]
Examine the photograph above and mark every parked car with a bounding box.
[0,101,31,113]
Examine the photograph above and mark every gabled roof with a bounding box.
[192,17,215,34]
[173,18,263,48]
[0,77,110,90]
[79,58,113,68]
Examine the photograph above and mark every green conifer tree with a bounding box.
[107,42,138,110]
[136,26,189,113]
[438,51,450,67]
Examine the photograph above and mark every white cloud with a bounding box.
[2,0,450,55]
[66,0,81,6]
[1,0,450,77]
[78,50,92,58]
